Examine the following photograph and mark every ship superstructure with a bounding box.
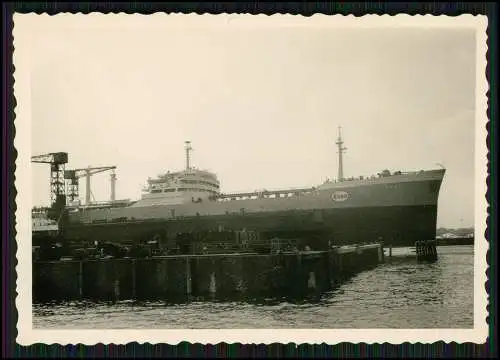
[134,141,221,207]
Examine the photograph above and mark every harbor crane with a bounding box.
[64,166,117,205]
[31,152,68,213]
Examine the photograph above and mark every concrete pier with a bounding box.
[33,243,383,303]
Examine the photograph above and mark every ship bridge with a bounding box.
[134,141,222,207]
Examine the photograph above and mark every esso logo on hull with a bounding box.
[331,191,349,202]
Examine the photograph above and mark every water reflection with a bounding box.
[33,246,474,329]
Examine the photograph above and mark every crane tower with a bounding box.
[64,165,117,205]
[31,152,68,213]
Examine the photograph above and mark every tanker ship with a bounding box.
[63,131,446,251]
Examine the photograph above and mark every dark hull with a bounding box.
[32,231,59,246]
[64,204,438,248]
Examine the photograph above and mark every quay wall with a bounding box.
[33,244,384,302]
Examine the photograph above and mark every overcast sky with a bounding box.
[24,15,478,228]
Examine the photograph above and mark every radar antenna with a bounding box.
[335,126,347,181]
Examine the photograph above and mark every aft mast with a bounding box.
[336,126,347,182]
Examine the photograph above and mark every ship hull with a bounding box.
[65,204,438,247]
[64,169,445,248]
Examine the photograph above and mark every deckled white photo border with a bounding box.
[13,13,489,345]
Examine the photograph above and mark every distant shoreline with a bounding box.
[436,227,474,246]
[436,236,474,246]
[384,236,474,249]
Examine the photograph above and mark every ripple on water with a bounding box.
[33,246,474,329]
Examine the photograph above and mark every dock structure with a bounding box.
[415,240,438,263]
[33,243,383,302]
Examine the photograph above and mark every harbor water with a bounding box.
[33,245,473,329]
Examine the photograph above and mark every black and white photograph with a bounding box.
[14,13,488,345]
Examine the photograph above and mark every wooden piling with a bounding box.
[307,271,316,290]
[326,250,335,288]
[209,272,216,294]
[113,279,120,301]
[186,257,192,295]
[78,261,83,299]
[132,259,136,299]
